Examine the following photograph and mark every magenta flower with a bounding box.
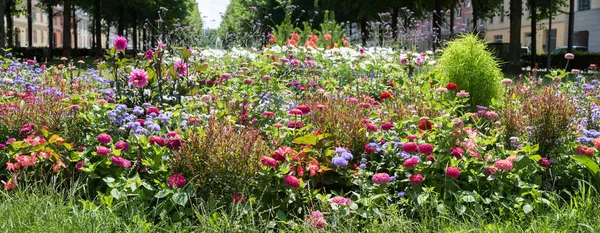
[145,49,153,60]
[307,211,327,229]
[284,174,300,188]
[110,156,131,168]
[330,196,352,205]
[166,137,183,150]
[417,143,434,155]
[409,173,423,185]
[372,173,391,184]
[174,61,188,76]
[168,174,186,188]
[149,136,166,147]
[97,133,112,145]
[75,160,85,172]
[114,36,127,51]
[403,158,418,169]
[260,156,278,168]
[115,141,129,151]
[494,159,513,171]
[232,193,247,204]
[128,69,148,88]
[96,146,111,156]
[445,166,461,179]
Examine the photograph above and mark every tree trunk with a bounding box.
[472,5,478,32]
[62,0,72,57]
[95,0,102,56]
[509,0,522,74]
[27,0,32,47]
[530,0,537,69]
[72,4,77,49]
[450,5,455,37]
[433,0,441,50]
[105,22,110,49]
[391,7,398,41]
[567,0,574,53]
[47,5,53,49]
[360,18,368,46]
[118,8,124,36]
[0,0,6,48]
[6,0,13,47]
[132,10,137,51]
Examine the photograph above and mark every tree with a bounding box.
[567,0,573,53]
[27,0,31,47]
[62,0,71,56]
[0,0,6,48]
[508,0,522,74]
[528,0,567,68]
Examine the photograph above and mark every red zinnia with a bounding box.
[232,193,247,204]
[445,167,461,179]
[450,147,464,159]
[381,122,394,130]
[149,136,166,147]
[409,173,423,185]
[446,83,458,90]
[168,174,186,188]
[260,156,278,168]
[379,91,392,100]
[403,158,418,168]
[417,143,434,155]
[284,175,300,188]
[402,142,417,153]
[296,105,311,114]
[418,119,433,130]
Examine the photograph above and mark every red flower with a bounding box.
[379,91,392,100]
[418,119,433,130]
[260,156,278,168]
[168,174,186,188]
[149,136,166,147]
[407,135,418,141]
[417,143,434,155]
[402,142,417,153]
[403,158,418,168]
[446,83,458,91]
[146,107,160,115]
[381,122,394,130]
[365,144,376,154]
[538,157,551,168]
[296,105,311,114]
[409,174,423,185]
[166,137,183,150]
[575,145,595,158]
[365,123,378,132]
[450,147,464,159]
[284,175,300,188]
[232,193,247,204]
[445,167,460,179]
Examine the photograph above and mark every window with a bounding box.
[456,8,462,19]
[466,1,471,8]
[489,17,494,24]
[33,30,37,43]
[42,30,46,44]
[32,8,36,21]
[500,2,505,22]
[494,35,503,43]
[579,0,590,11]
[466,19,470,28]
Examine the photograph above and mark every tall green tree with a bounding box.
[509,0,522,74]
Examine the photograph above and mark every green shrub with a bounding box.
[437,34,503,110]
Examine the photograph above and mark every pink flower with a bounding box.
[115,141,129,151]
[417,143,434,155]
[113,35,127,51]
[484,166,497,176]
[564,53,575,60]
[538,157,551,168]
[307,211,327,229]
[145,49,153,60]
[365,123,378,132]
[403,158,418,169]
[407,135,418,141]
[96,146,111,156]
[456,90,470,97]
[260,156,278,168]
[75,161,85,172]
[166,131,180,137]
[174,61,188,76]
[262,111,275,117]
[501,78,513,85]
[232,193,247,204]
[330,196,352,205]
[110,156,131,168]
[168,174,186,188]
[372,173,391,184]
[146,107,160,115]
[450,147,464,159]
[284,175,300,188]
[445,166,460,179]
[128,69,148,88]
[409,173,423,185]
[288,109,303,115]
[3,180,16,190]
[381,122,394,130]
[16,154,37,167]
[97,133,112,144]
[296,105,311,114]
[494,159,513,171]
[402,142,418,153]
[149,136,166,147]
[166,137,183,150]
[315,105,327,110]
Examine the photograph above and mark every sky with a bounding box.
[196,0,231,29]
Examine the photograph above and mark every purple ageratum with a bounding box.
[332,156,348,167]
[341,152,353,161]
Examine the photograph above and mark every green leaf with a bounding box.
[172,192,188,207]
[572,155,599,174]
[292,134,318,145]
[154,189,171,199]
[276,210,288,221]
[462,194,476,203]
[110,189,124,200]
[417,193,429,205]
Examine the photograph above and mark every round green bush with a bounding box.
[437,34,503,109]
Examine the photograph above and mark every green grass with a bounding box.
[1,184,600,232]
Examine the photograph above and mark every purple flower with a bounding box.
[332,156,348,167]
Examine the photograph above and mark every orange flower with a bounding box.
[575,145,596,158]
[6,161,20,171]
[287,39,298,47]
[305,40,317,49]
[309,34,318,43]
[342,38,350,47]
[593,138,600,149]
[290,32,300,41]
[323,33,332,41]
[268,33,276,44]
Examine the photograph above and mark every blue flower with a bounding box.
[359,164,366,169]
[398,192,406,198]
[390,176,396,181]
[360,158,367,163]
[332,156,348,167]
[341,152,353,161]
[133,106,144,115]
[335,147,347,154]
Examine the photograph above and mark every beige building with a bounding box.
[483,0,600,53]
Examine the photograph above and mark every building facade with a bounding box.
[483,0,600,53]
[11,0,93,48]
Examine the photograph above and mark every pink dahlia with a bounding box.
[96,146,111,156]
[128,69,148,88]
[110,156,131,168]
[260,156,278,168]
[381,122,394,130]
[97,133,112,145]
[307,211,327,229]
[402,142,418,153]
[145,49,153,60]
[330,196,353,205]
[403,158,418,169]
[409,173,423,185]
[168,174,186,188]
[166,137,183,150]
[115,141,129,151]
[174,61,188,76]
[284,175,300,188]
[417,143,434,155]
[372,173,391,184]
[494,159,513,171]
[113,35,127,51]
[232,193,247,204]
[450,147,464,159]
[445,166,460,179]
